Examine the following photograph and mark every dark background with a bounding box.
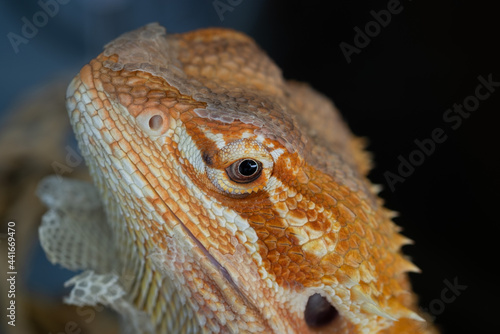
[1,0,498,333]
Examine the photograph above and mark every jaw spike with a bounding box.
[371,184,383,194]
[352,286,398,321]
[394,305,427,322]
[388,210,400,219]
[394,233,415,247]
[360,302,398,321]
[389,233,415,252]
[351,285,377,306]
[386,298,427,323]
[406,310,426,322]
[401,257,422,274]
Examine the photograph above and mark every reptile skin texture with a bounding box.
[38,23,439,333]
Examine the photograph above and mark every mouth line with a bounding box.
[170,209,238,287]
[171,210,259,312]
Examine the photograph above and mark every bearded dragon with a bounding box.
[38,23,438,333]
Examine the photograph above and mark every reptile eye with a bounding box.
[226,159,262,183]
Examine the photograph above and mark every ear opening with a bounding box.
[304,293,339,328]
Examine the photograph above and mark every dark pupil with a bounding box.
[238,159,258,176]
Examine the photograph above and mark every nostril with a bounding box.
[304,293,339,328]
[148,115,163,130]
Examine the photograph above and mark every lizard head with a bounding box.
[67,23,435,333]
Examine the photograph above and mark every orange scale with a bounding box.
[288,249,304,265]
[307,182,322,194]
[320,255,342,275]
[267,249,280,263]
[247,214,266,226]
[117,139,132,153]
[345,249,363,268]
[353,221,366,238]
[133,96,148,105]
[127,104,143,116]
[280,267,291,279]
[264,237,277,251]
[266,226,286,239]
[358,240,371,260]
[261,259,272,272]
[373,232,384,247]
[339,185,352,197]
[338,228,350,241]
[254,229,269,241]
[285,197,297,211]
[160,99,178,109]
[345,193,362,208]
[287,261,301,274]
[215,240,233,256]
[111,75,127,85]
[256,239,268,255]
[102,82,116,94]
[349,234,362,249]
[308,266,325,279]
[117,93,133,106]
[323,232,338,249]
[295,271,307,283]
[335,240,351,256]
[125,76,147,86]
[100,72,111,83]
[272,264,283,277]
[345,221,358,234]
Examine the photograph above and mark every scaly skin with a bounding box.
[62,23,438,333]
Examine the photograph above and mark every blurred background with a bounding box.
[1,0,498,333]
